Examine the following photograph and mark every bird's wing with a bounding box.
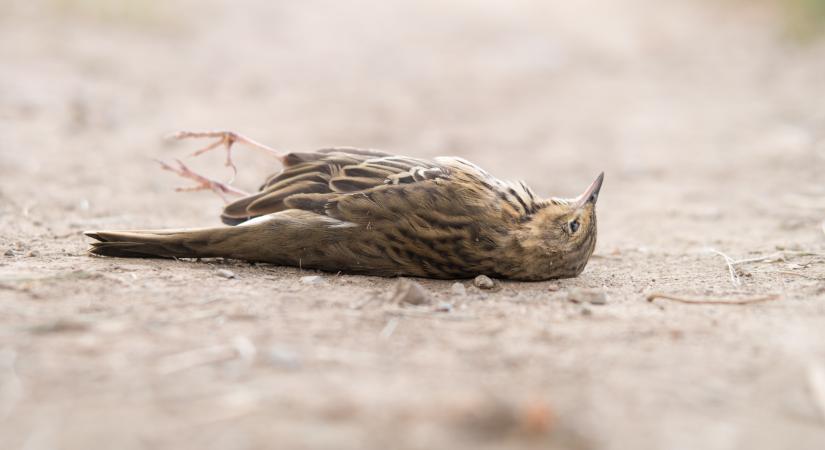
[325,156,543,228]
[221,148,442,223]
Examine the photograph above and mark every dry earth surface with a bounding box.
[2,0,825,449]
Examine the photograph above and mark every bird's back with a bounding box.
[218,148,547,278]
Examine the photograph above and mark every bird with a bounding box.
[85,131,603,281]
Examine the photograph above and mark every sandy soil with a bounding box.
[2,0,825,448]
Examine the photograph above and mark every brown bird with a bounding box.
[86,131,603,281]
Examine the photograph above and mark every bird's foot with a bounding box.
[155,158,249,203]
[169,130,286,181]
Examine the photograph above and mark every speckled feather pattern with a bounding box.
[87,148,602,280]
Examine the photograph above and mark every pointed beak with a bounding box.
[573,172,604,209]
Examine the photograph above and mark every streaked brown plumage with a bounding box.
[86,132,603,280]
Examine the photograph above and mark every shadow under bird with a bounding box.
[86,131,604,280]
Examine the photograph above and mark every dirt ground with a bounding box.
[2,0,825,448]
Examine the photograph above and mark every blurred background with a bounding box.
[2,1,825,449]
[2,0,825,244]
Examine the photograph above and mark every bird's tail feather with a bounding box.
[85,227,251,260]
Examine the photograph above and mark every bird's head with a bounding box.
[516,173,604,279]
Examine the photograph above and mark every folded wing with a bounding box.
[220,147,444,224]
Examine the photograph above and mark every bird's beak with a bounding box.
[573,172,604,209]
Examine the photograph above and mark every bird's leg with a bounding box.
[170,130,286,182]
[155,159,250,203]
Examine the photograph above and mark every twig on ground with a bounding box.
[732,251,825,266]
[0,283,24,292]
[646,292,781,305]
[384,308,476,320]
[708,249,741,286]
[776,271,825,280]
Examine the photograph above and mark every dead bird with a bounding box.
[86,131,603,280]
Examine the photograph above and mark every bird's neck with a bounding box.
[491,228,559,281]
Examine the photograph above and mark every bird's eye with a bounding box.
[569,220,580,233]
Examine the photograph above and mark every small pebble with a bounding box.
[451,282,467,296]
[546,284,560,292]
[436,302,453,312]
[4,249,14,257]
[588,294,607,305]
[300,275,324,285]
[216,269,236,279]
[568,288,607,305]
[670,330,684,340]
[390,279,430,305]
[473,275,496,290]
[27,250,40,257]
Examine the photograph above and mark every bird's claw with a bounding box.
[155,158,249,203]
[169,130,285,182]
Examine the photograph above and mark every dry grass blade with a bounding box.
[708,249,741,286]
[646,292,781,305]
[731,253,786,265]
[732,250,825,266]
[776,271,825,280]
